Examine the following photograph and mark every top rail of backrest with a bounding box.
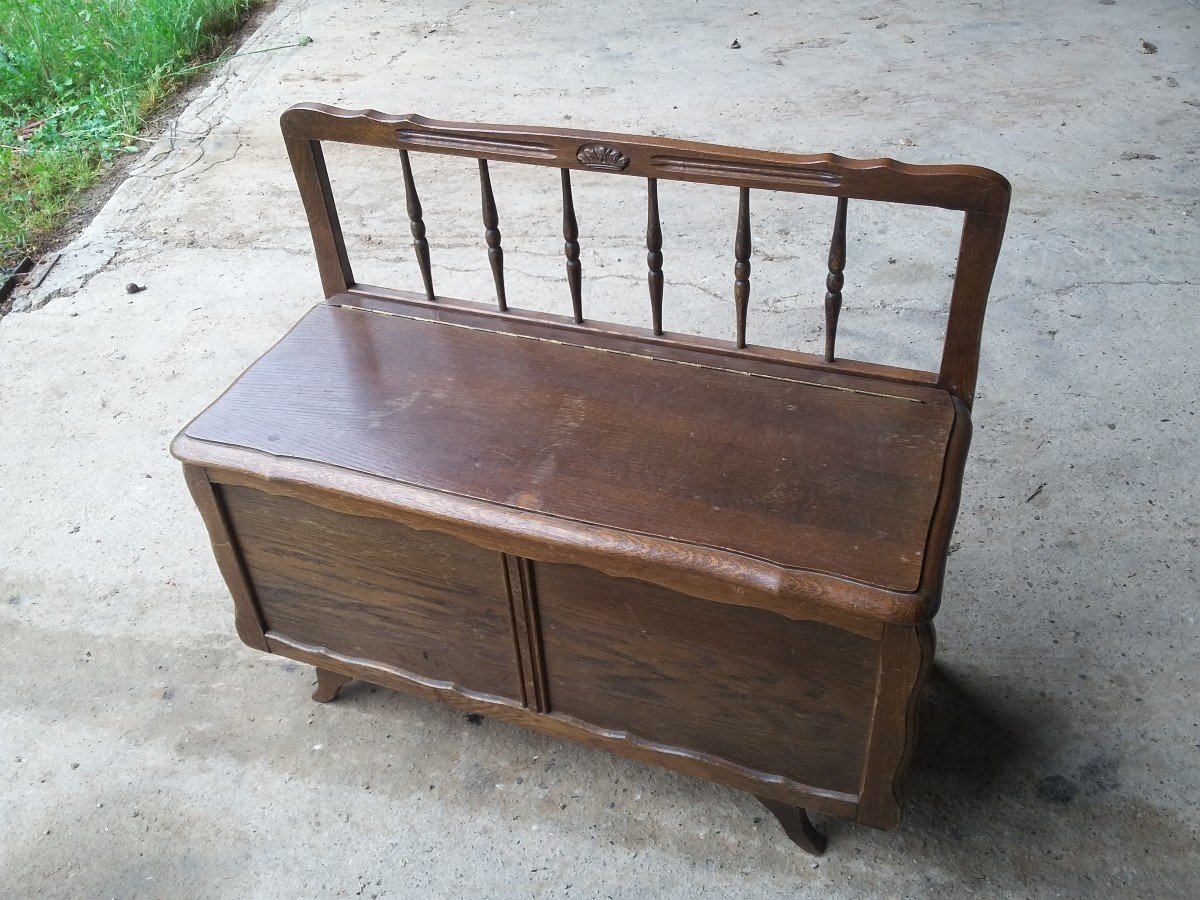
[281,103,1009,214]
[280,103,1011,406]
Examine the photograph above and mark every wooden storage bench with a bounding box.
[172,104,1009,855]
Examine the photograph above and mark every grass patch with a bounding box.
[0,0,258,268]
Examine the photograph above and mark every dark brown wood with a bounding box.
[534,561,879,798]
[312,667,352,702]
[560,168,582,323]
[857,623,936,827]
[503,554,549,712]
[502,554,535,708]
[174,105,1011,855]
[478,159,506,310]
[220,484,524,704]
[182,465,268,651]
[347,282,942,393]
[280,104,1009,404]
[733,187,751,348]
[182,304,957,598]
[646,178,664,335]
[824,196,848,362]
[939,211,1008,407]
[262,630,861,821]
[281,105,1010,215]
[757,799,827,856]
[172,292,976,631]
[282,136,352,298]
[399,149,434,302]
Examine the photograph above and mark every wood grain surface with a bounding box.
[173,105,1012,850]
[222,484,523,703]
[185,303,955,594]
[535,561,879,797]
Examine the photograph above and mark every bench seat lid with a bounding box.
[176,299,967,625]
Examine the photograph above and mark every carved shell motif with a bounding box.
[576,144,630,171]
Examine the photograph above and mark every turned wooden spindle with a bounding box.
[478,159,507,311]
[646,178,664,335]
[561,168,583,323]
[733,187,751,348]
[824,197,848,362]
[399,149,434,302]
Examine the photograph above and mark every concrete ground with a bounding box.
[2,0,1198,896]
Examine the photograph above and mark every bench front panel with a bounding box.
[211,482,902,814]
[220,484,525,705]
[534,561,880,797]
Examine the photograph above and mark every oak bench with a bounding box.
[172,104,1009,855]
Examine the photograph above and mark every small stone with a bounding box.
[125,283,145,294]
[730,39,741,49]
[1139,39,1157,54]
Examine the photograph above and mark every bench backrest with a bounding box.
[281,103,1010,407]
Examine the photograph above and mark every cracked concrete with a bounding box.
[2,0,1199,896]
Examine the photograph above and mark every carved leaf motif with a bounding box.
[577,144,630,171]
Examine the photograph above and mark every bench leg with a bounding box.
[312,667,352,703]
[757,797,827,855]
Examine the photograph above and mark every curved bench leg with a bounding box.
[312,667,352,703]
[757,797,827,856]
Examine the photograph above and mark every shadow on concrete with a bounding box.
[895,663,1197,893]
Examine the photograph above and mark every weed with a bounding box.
[0,0,257,267]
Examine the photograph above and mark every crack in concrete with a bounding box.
[123,0,307,184]
[7,235,137,312]
[1051,279,1197,296]
[382,0,474,68]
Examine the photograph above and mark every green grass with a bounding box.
[0,0,256,268]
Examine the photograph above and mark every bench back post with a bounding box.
[940,210,1008,406]
[283,133,353,298]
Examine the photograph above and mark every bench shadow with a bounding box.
[888,662,1197,891]
[910,661,1032,802]
[313,662,1197,889]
